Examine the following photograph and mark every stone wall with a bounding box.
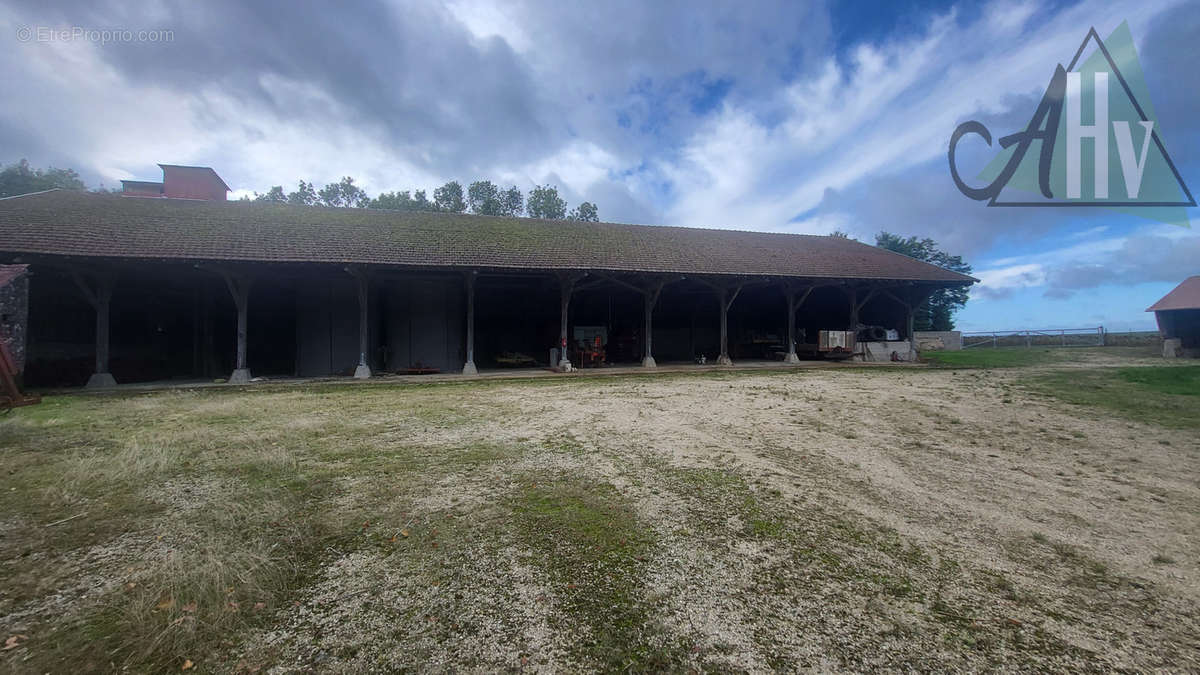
[0,271,29,374]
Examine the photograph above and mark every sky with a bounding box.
[1,0,1197,332]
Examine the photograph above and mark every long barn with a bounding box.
[0,189,974,387]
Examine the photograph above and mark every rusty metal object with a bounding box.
[0,339,39,409]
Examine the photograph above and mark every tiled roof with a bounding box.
[0,190,975,283]
[0,264,27,289]
[1147,276,1200,312]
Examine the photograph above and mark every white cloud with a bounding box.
[662,0,1188,232]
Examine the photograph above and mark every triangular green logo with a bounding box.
[950,21,1194,227]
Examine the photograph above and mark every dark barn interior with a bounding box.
[19,263,935,387]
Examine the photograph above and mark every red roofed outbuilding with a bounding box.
[1147,276,1200,358]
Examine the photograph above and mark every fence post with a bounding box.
[992,333,997,349]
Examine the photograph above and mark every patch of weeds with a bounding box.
[508,477,689,670]
[541,433,588,456]
[1151,554,1176,565]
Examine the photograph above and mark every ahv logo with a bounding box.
[949,22,1194,225]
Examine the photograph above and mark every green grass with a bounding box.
[1028,366,1200,429]
[924,348,1066,369]
[508,477,686,670]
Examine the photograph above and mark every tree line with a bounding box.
[0,159,600,222]
[249,177,600,221]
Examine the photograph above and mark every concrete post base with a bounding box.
[353,364,372,379]
[85,372,117,389]
[717,355,733,366]
[784,352,800,364]
[462,361,478,375]
[1164,338,1182,358]
[228,368,252,384]
[641,356,657,368]
[558,359,574,373]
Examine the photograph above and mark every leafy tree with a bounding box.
[318,176,368,208]
[371,190,428,211]
[412,189,432,211]
[468,181,523,216]
[527,184,567,219]
[0,159,85,197]
[433,181,466,213]
[287,180,318,206]
[500,185,523,217]
[254,186,287,203]
[467,180,501,215]
[875,232,972,331]
[568,201,599,222]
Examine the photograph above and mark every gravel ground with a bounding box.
[2,359,1198,672]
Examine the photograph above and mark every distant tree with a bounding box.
[829,230,853,239]
[411,189,432,211]
[467,180,502,215]
[318,176,368,208]
[875,232,972,331]
[433,180,466,213]
[371,190,419,211]
[287,180,318,206]
[500,185,523,217]
[0,159,86,197]
[568,201,599,222]
[527,184,567,219]
[254,186,287,203]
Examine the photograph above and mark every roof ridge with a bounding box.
[0,187,63,201]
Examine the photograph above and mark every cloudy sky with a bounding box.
[2,0,1197,331]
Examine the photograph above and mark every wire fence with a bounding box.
[961,326,1107,349]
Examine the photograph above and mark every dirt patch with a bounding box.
[3,363,1198,671]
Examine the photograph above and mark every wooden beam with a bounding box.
[555,272,586,370]
[345,267,372,378]
[70,270,116,386]
[783,284,815,362]
[218,270,253,383]
[462,271,478,375]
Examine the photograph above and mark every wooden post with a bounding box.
[221,272,253,383]
[642,281,665,368]
[556,273,583,371]
[191,286,202,377]
[462,272,477,375]
[72,271,117,388]
[783,284,814,364]
[717,284,742,366]
[881,286,917,360]
[906,304,916,354]
[347,269,371,379]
